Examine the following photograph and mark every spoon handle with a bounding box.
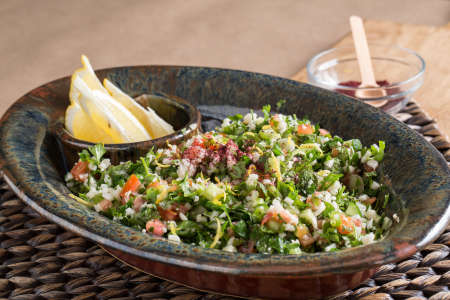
[350,16,377,87]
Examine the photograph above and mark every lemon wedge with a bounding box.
[71,75,151,142]
[145,106,176,137]
[66,55,175,143]
[103,79,174,138]
[69,55,105,106]
[66,55,152,143]
[65,103,115,143]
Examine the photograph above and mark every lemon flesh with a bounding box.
[71,75,151,143]
[103,78,174,138]
[145,106,176,138]
[65,103,115,143]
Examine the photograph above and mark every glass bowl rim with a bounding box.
[306,43,426,92]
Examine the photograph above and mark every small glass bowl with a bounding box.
[307,44,425,114]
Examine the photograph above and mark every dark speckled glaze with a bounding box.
[0,66,449,300]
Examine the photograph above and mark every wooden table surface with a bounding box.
[292,20,450,140]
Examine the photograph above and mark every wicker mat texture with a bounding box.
[0,100,449,300]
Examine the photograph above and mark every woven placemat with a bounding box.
[0,101,449,300]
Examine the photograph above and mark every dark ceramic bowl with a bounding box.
[52,93,201,173]
[0,66,449,300]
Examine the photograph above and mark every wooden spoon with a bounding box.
[349,16,387,107]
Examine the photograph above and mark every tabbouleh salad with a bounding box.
[66,105,394,254]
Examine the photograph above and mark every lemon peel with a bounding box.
[210,218,223,248]
[69,193,93,207]
[155,185,168,204]
[269,152,282,182]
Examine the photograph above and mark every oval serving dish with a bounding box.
[0,66,449,300]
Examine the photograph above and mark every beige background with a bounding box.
[1,0,449,118]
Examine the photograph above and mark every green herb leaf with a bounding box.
[322,202,335,218]
[276,99,286,111]
[262,105,271,120]
[89,144,106,163]
[229,114,243,121]
[272,143,282,156]
[345,201,361,216]
[321,173,343,190]
[79,149,91,162]
[372,141,385,162]
[234,220,248,238]
[352,139,362,151]
[278,181,296,198]
[230,160,247,179]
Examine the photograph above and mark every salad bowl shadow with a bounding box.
[0,65,448,300]
[52,92,201,175]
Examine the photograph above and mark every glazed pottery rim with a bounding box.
[0,65,449,278]
[53,92,201,149]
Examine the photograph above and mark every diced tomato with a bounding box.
[157,203,190,221]
[148,181,160,188]
[297,123,314,135]
[133,197,146,212]
[261,212,274,226]
[168,185,178,192]
[262,173,272,180]
[338,215,355,234]
[146,220,166,236]
[261,209,294,226]
[366,197,377,205]
[319,128,330,136]
[192,138,205,148]
[278,210,294,224]
[120,174,141,202]
[204,133,213,139]
[269,115,280,127]
[271,114,281,126]
[147,180,168,190]
[70,161,89,182]
[157,206,178,221]
[157,203,184,220]
[97,199,112,212]
[353,218,362,227]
